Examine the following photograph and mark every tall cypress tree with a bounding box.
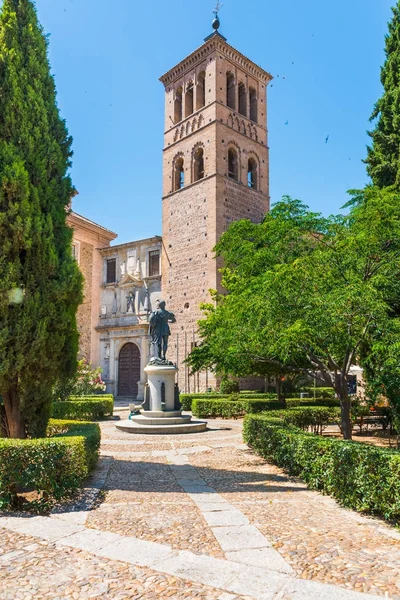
[0,0,82,438]
[365,2,400,188]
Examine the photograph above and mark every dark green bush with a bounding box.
[192,398,283,419]
[219,376,240,394]
[286,397,338,408]
[0,420,100,511]
[285,387,335,399]
[51,398,113,421]
[67,394,114,402]
[243,414,400,522]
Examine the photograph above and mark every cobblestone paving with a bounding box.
[1,414,400,599]
[189,445,400,599]
[0,528,246,600]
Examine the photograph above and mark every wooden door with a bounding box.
[118,343,141,398]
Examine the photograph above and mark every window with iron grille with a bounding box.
[149,250,160,277]
[106,258,116,284]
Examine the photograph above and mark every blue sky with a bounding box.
[33,0,393,244]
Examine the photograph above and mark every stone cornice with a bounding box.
[159,34,272,87]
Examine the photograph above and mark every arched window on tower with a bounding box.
[193,147,204,182]
[248,157,258,189]
[174,157,185,191]
[228,148,239,181]
[196,71,206,110]
[238,82,247,117]
[249,87,258,123]
[174,87,183,123]
[185,81,194,118]
[227,72,235,110]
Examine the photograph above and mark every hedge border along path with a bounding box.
[243,413,400,522]
[51,398,114,421]
[0,419,100,511]
[190,397,338,419]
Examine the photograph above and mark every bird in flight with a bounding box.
[325,135,330,144]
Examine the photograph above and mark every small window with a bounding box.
[71,243,79,263]
[106,259,116,284]
[149,250,160,277]
[193,147,204,182]
[228,148,239,181]
[174,87,183,123]
[239,82,247,117]
[227,72,235,109]
[249,87,258,123]
[248,158,258,189]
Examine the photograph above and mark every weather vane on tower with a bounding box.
[212,1,223,31]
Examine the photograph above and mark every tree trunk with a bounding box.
[2,382,25,439]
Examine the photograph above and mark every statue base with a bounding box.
[115,362,207,435]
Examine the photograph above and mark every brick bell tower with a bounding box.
[160,12,272,392]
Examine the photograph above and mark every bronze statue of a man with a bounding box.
[149,300,176,361]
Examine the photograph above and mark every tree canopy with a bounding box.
[187,190,400,439]
[0,0,82,438]
[365,1,400,188]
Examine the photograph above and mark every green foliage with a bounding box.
[365,2,400,189]
[281,406,341,434]
[51,398,113,421]
[219,376,240,394]
[187,192,400,439]
[53,360,107,401]
[243,414,400,522]
[192,398,288,419]
[0,0,83,438]
[180,392,278,412]
[285,387,336,399]
[0,419,100,511]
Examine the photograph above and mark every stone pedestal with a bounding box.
[115,362,207,435]
[144,363,178,411]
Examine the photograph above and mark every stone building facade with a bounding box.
[160,30,271,391]
[67,211,117,366]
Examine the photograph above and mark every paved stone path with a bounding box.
[1,413,400,599]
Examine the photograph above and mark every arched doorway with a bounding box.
[118,342,141,398]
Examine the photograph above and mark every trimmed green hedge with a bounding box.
[243,414,400,522]
[67,394,114,401]
[51,398,113,421]
[190,397,334,419]
[0,420,100,511]
[281,407,341,434]
[192,398,283,419]
[181,393,278,412]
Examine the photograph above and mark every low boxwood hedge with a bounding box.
[281,406,341,434]
[0,419,100,511]
[190,397,334,419]
[181,393,278,412]
[67,394,114,401]
[243,413,400,522]
[51,398,113,421]
[191,398,284,419]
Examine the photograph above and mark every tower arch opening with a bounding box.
[228,147,239,181]
[185,81,194,118]
[227,72,236,110]
[249,87,258,123]
[193,146,205,182]
[238,82,247,117]
[248,157,258,189]
[196,71,206,110]
[174,87,183,123]
[173,156,185,191]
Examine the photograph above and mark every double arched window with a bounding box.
[238,82,247,117]
[249,87,257,123]
[185,81,194,118]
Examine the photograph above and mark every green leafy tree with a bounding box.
[365,2,400,188]
[188,191,400,439]
[0,0,82,438]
